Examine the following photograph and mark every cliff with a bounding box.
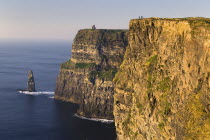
[114,18,210,139]
[55,29,128,119]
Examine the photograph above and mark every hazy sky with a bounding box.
[1,0,210,41]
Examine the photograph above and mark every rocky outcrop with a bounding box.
[27,70,36,92]
[114,18,210,139]
[55,29,128,119]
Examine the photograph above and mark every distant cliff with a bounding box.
[55,29,128,119]
[114,18,210,139]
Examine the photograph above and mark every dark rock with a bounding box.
[27,70,36,92]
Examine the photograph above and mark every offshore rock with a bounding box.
[27,70,36,92]
[55,29,128,119]
[114,17,210,140]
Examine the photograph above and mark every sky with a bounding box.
[1,0,210,41]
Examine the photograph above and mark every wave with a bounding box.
[74,114,114,123]
[18,91,54,95]
[48,96,54,99]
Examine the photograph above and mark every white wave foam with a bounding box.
[18,91,54,95]
[48,96,54,99]
[74,114,114,123]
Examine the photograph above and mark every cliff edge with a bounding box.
[114,18,210,139]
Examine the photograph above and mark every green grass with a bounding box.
[159,93,172,118]
[146,55,158,95]
[61,60,74,69]
[157,77,172,118]
[136,102,143,112]
[158,122,165,129]
[98,69,117,80]
[136,17,210,32]
[164,102,172,115]
[157,77,171,92]
[145,55,172,119]
[89,68,118,81]
[189,20,210,37]
[145,55,158,66]
[75,63,96,69]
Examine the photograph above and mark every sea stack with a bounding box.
[27,70,36,92]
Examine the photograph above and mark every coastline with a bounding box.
[74,114,114,123]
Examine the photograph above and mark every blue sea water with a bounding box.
[0,41,116,140]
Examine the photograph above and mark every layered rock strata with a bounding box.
[55,29,128,119]
[114,18,210,139]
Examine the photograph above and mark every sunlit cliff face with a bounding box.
[114,18,210,140]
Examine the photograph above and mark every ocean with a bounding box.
[0,41,116,140]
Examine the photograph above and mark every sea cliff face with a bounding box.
[55,29,128,119]
[114,18,210,139]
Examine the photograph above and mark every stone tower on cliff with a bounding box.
[92,25,96,29]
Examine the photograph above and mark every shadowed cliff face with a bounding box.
[55,29,128,119]
[114,18,210,140]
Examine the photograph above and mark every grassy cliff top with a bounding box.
[81,29,128,32]
[131,17,210,21]
[73,29,128,44]
[130,17,210,31]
